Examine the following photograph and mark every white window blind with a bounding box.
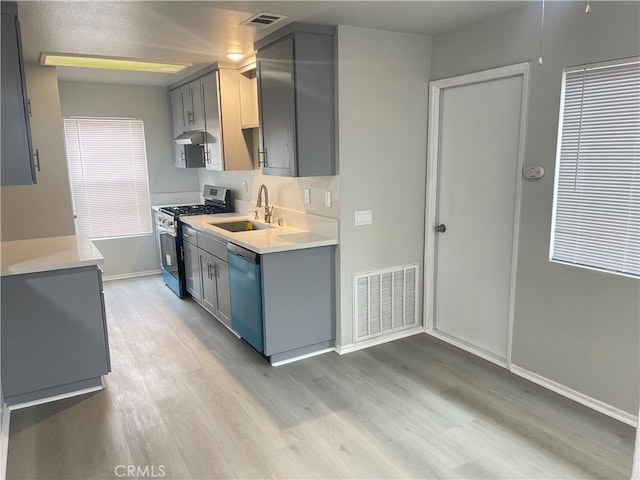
[63,117,152,239]
[550,59,640,277]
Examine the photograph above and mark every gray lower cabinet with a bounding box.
[184,227,231,329]
[200,249,231,327]
[214,259,231,327]
[1,265,111,406]
[255,23,336,177]
[261,246,335,363]
[183,237,202,302]
[1,2,36,185]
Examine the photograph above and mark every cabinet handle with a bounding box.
[213,263,218,278]
[207,262,212,279]
[33,149,41,172]
[187,111,194,124]
[180,246,184,262]
[27,99,32,117]
[258,148,268,167]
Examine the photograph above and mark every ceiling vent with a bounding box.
[240,13,287,29]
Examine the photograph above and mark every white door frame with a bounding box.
[423,62,530,368]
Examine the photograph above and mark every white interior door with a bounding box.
[426,64,529,365]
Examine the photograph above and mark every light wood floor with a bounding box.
[7,275,635,479]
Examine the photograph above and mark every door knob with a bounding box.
[435,224,447,233]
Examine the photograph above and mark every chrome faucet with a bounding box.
[256,184,273,223]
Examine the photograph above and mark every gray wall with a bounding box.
[431,1,639,415]
[58,81,201,277]
[1,65,76,241]
[337,26,431,346]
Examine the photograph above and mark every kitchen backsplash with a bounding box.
[198,169,339,219]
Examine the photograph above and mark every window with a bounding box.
[63,117,152,239]
[550,59,640,277]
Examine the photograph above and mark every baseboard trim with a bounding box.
[1,403,10,480]
[426,329,508,368]
[102,270,161,282]
[510,364,638,427]
[271,348,336,367]
[337,327,423,355]
[8,382,104,412]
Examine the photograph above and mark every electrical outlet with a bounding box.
[304,188,310,204]
[241,180,248,194]
[355,210,372,226]
[325,190,332,207]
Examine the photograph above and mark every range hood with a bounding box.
[174,130,205,145]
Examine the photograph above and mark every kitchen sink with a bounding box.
[211,220,273,232]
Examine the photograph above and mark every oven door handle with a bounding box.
[157,225,177,237]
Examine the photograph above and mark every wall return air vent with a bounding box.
[354,264,418,343]
[240,13,287,28]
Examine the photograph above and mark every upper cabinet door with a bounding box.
[177,81,204,131]
[189,79,205,131]
[201,72,223,171]
[1,3,36,185]
[255,24,336,178]
[179,83,192,131]
[257,37,297,177]
[169,88,185,137]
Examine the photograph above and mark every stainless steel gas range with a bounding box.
[155,185,233,297]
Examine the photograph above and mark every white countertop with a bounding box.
[1,235,104,277]
[181,214,338,254]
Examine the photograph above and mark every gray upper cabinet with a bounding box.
[169,88,184,138]
[168,81,205,168]
[172,80,204,133]
[257,38,296,176]
[1,2,36,185]
[201,73,223,170]
[256,23,336,177]
[201,69,253,172]
[169,66,253,171]
[186,80,204,131]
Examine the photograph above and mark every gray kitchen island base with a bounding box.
[1,265,111,407]
[5,377,104,408]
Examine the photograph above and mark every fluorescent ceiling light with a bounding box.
[226,52,245,61]
[40,53,190,73]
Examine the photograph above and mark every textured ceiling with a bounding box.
[17,1,525,86]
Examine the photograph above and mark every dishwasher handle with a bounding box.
[227,243,260,265]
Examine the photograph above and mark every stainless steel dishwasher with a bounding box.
[227,243,264,353]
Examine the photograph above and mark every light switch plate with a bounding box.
[355,210,372,226]
[241,180,248,194]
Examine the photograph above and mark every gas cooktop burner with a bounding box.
[160,204,219,217]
